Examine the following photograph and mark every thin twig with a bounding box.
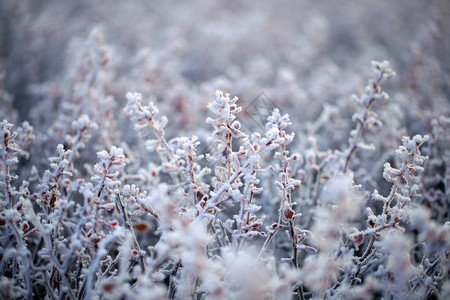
[116,193,146,272]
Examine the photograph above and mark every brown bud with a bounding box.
[284,206,295,219]
[353,234,364,244]
[22,223,29,231]
[102,282,116,293]
[134,221,150,232]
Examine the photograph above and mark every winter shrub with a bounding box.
[0,1,449,299]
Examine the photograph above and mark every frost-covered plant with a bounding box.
[343,60,395,173]
[0,13,449,298]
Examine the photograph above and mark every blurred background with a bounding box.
[0,0,449,147]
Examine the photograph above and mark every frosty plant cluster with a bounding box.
[0,59,449,300]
